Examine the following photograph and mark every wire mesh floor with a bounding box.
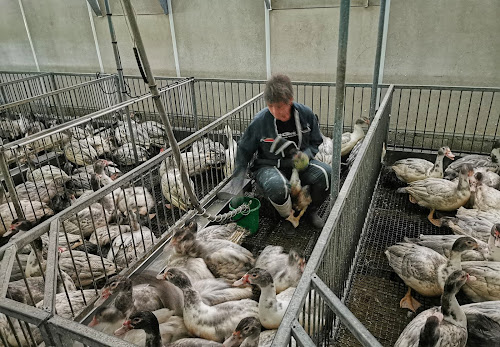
[334,165,473,347]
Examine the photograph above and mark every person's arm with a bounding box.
[302,112,323,159]
[233,123,259,177]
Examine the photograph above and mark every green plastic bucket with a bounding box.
[229,197,261,234]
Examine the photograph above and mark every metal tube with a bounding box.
[369,0,387,119]
[0,245,17,298]
[190,80,199,130]
[104,0,127,103]
[42,219,60,315]
[311,276,383,347]
[330,0,351,201]
[49,73,64,117]
[0,85,8,104]
[0,150,24,219]
[121,0,202,211]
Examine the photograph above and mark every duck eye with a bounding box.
[110,283,117,288]
[132,318,141,324]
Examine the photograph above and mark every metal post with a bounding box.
[369,0,387,119]
[104,0,139,163]
[0,150,23,219]
[42,219,60,315]
[49,73,64,121]
[0,85,7,104]
[121,0,202,212]
[190,80,199,130]
[330,0,351,201]
[104,0,127,103]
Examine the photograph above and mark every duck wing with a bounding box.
[461,261,500,302]
[385,243,446,296]
[404,234,489,261]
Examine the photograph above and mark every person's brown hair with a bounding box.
[264,74,294,104]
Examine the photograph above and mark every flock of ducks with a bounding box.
[384,141,500,346]
[84,221,307,347]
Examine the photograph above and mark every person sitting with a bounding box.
[233,74,332,235]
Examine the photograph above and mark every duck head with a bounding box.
[169,221,197,253]
[442,270,475,297]
[114,311,159,336]
[223,317,262,347]
[438,146,455,160]
[233,268,273,288]
[451,236,478,253]
[93,159,114,175]
[490,140,500,163]
[100,276,132,300]
[491,224,500,248]
[289,249,306,273]
[163,268,192,289]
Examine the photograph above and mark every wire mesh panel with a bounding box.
[388,85,500,155]
[51,73,106,91]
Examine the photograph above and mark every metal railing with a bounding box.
[0,72,41,84]
[273,86,393,347]
[388,85,500,155]
[0,78,194,238]
[0,92,265,346]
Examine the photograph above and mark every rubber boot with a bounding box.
[306,185,328,229]
[270,196,296,236]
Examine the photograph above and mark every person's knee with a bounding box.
[264,179,289,204]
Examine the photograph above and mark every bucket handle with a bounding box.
[231,202,251,222]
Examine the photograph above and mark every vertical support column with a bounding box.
[190,80,199,131]
[330,0,351,202]
[369,0,387,119]
[49,74,64,121]
[0,150,23,220]
[167,0,181,78]
[264,1,272,79]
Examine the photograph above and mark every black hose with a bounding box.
[133,47,148,84]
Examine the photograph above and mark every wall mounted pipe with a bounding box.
[369,0,387,119]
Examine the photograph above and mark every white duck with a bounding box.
[397,164,473,226]
[385,237,478,312]
[233,268,295,330]
[164,268,259,342]
[444,141,500,180]
[115,114,151,149]
[470,171,500,212]
[0,200,53,237]
[314,132,333,165]
[223,125,238,178]
[462,301,500,346]
[394,270,474,347]
[107,212,158,270]
[440,207,500,242]
[170,221,254,281]
[161,167,195,211]
[64,131,99,166]
[340,118,370,156]
[113,143,149,165]
[255,245,305,293]
[391,146,455,183]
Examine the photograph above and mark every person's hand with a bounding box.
[293,151,309,171]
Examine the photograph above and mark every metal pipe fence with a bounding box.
[0,72,41,85]
[0,73,53,105]
[0,78,194,244]
[387,85,500,156]
[0,91,265,346]
[273,86,393,347]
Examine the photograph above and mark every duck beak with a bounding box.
[114,321,132,336]
[494,231,500,247]
[445,150,455,160]
[223,331,242,347]
[156,272,166,280]
[232,274,249,287]
[466,274,477,282]
[101,288,111,299]
[88,316,99,327]
[472,242,479,250]
[299,259,306,273]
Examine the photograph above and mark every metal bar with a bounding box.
[190,80,199,130]
[291,323,315,346]
[330,0,351,201]
[265,1,271,79]
[42,219,60,315]
[167,0,181,77]
[0,245,17,298]
[1,78,192,151]
[0,150,24,219]
[0,73,52,88]
[369,0,386,119]
[0,75,116,111]
[104,0,126,103]
[0,85,8,104]
[311,276,382,346]
[86,0,103,16]
[49,73,64,116]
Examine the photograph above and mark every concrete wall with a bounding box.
[0,0,498,86]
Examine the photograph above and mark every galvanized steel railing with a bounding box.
[388,85,500,155]
[0,91,265,346]
[272,85,394,347]
[0,71,41,84]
